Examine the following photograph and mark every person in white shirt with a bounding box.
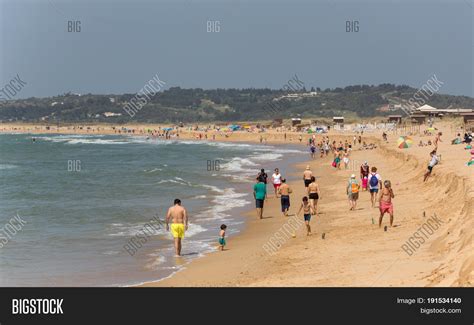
[272,168,282,198]
[424,150,439,182]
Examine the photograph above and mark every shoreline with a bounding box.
[2,122,471,286]
[139,123,472,287]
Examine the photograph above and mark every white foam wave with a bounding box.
[194,188,251,221]
[0,164,17,170]
[39,135,129,145]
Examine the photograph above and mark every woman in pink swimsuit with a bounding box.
[378,180,395,228]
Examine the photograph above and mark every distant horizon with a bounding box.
[3,81,474,101]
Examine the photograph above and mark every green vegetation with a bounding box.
[1,84,473,123]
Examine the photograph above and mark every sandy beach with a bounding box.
[1,122,472,287]
[137,122,472,287]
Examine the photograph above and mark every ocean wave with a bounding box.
[38,135,129,145]
[249,153,283,161]
[220,157,258,174]
[144,168,163,173]
[144,255,166,271]
[194,188,251,221]
[108,221,206,239]
[156,177,224,194]
[0,164,18,170]
[190,195,207,199]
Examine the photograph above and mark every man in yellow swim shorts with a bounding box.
[166,198,188,256]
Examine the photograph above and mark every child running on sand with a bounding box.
[297,196,315,236]
[218,224,227,251]
[379,180,395,228]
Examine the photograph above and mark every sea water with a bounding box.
[0,133,307,286]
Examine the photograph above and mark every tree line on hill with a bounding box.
[1,84,473,123]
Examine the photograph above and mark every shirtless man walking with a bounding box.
[166,198,188,256]
[308,176,320,215]
[303,165,313,194]
[278,178,292,217]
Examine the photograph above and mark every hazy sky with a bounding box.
[1,0,472,98]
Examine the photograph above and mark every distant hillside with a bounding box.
[1,84,473,123]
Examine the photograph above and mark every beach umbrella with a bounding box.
[397,136,413,149]
[426,127,435,132]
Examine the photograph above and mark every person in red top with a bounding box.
[360,161,369,191]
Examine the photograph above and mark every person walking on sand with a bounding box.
[253,177,267,219]
[310,143,316,159]
[423,150,439,182]
[272,168,282,198]
[166,198,188,257]
[297,196,315,236]
[278,178,292,217]
[303,165,313,193]
[434,132,442,150]
[360,161,370,191]
[347,174,360,211]
[368,167,382,207]
[342,150,350,169]
[308,176,320,215]
[379,180,395,228]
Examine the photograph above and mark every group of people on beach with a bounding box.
[253,126,403,234]
[167,126,452,257]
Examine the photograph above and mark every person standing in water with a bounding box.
[379,180,395,228]
[166,198,188,257]
[218,224,227,251]
[297,196,315,236]
[308,176,320,215]
[278,178,292,217]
